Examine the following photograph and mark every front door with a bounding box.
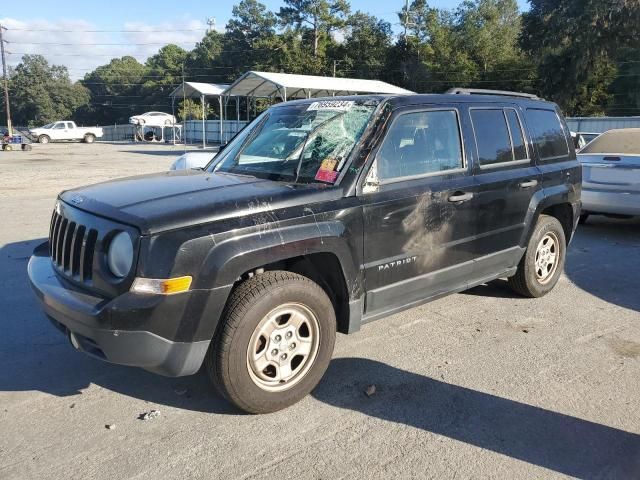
[360,106,481,319]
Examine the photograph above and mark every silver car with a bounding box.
[578,128,640,223]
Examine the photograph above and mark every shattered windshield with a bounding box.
[213,99,378,183]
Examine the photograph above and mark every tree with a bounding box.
[6,55,89,126]
[140,45,189,114]
[79,56,146,124]
[220,0,279,80]
[335,12,393,79]
[177,99,214,121]
[186,30,225,84]
[278,0,350,58]
[522,0,640,115]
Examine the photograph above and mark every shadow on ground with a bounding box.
[0,238,236,415]
[313,357,640,478]
[463,216,640,312]
[564,216,639,312]
[2,221,639,477]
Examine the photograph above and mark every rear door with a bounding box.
[467,104,542,280]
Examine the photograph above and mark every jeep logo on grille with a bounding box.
[69,194,84,205]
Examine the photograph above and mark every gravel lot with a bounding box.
[1,142,639,479]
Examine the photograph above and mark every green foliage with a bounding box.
[178,98,214,121]
[3,0,639,126]
[278,0,350,59]
[5,55,90,127]
[522,0,640,115]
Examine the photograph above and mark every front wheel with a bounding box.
[206,271,336,413]
[508,215,566,298]
[38,135,50,144]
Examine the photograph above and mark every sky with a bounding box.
[0,0,530,80]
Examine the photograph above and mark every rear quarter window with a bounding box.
[526,108,569,161]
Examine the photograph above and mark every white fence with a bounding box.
[182,120,248,144]
[93,120,247,145]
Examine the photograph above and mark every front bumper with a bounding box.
[582,188,640,216]
[28,242,210,376]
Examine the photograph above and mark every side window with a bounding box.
[54,123,65,129]
[525,108,569,161]
[505,109,528,161]
[470,109,513,166]
[66,122,74,129]
[376,110,463,181]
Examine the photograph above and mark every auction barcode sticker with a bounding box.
[307,100,354,111]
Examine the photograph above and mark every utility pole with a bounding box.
[206,17,216,33]
[332,60,345,77]
[403,0,409,39]
[0,24,12,136]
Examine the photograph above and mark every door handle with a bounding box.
[448,192,474,203]
[519,180,538,189]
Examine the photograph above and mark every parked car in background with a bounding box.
[572,131,601,150]
[129,112,177,127]
[170,150,217,170]
[30,121,103,144]
[29,90,580,413]
[578,128,640,223]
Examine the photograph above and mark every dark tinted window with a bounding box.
[471,109,513,166]
[526,108,569,160]
[377,110,463,180]
[505,109,527,160]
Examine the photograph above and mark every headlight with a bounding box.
[107,232,133,278]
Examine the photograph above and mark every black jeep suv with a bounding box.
[29,89,581,413]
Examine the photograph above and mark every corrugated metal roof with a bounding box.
[566,116,640,133]
[169,82,230,98]
[223,71,414,98]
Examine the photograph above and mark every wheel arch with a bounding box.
[522,185,579,247]
[194,223,363,338]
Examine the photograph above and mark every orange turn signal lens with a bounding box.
[131,276,192,295]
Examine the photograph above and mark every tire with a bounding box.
[38,135,50,144]
[206,271,336,414]
[164,119,172,126]
[578,213,589,225]
[83,134,95,144]
[508,214,566,298]
[3,144,12,151]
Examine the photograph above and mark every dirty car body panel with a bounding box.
[28,93,581,377]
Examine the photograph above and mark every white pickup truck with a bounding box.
[29,121,104,144]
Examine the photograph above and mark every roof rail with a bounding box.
[445,88,540,100]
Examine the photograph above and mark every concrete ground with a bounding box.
[0,143,638,480]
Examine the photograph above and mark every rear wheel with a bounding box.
[508,215,566,298]
[206,271,336,413]
[38,135,50,144]
[83,133,95,144]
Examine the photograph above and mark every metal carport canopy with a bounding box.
[222,71,414,99]
[169,82,231,147]
[170,82,230,98]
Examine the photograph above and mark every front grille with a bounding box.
[49,210,98,282]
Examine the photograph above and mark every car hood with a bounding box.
[60,170,338,234]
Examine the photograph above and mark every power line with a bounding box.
[5,27,206,33]
[6,41,202,46]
